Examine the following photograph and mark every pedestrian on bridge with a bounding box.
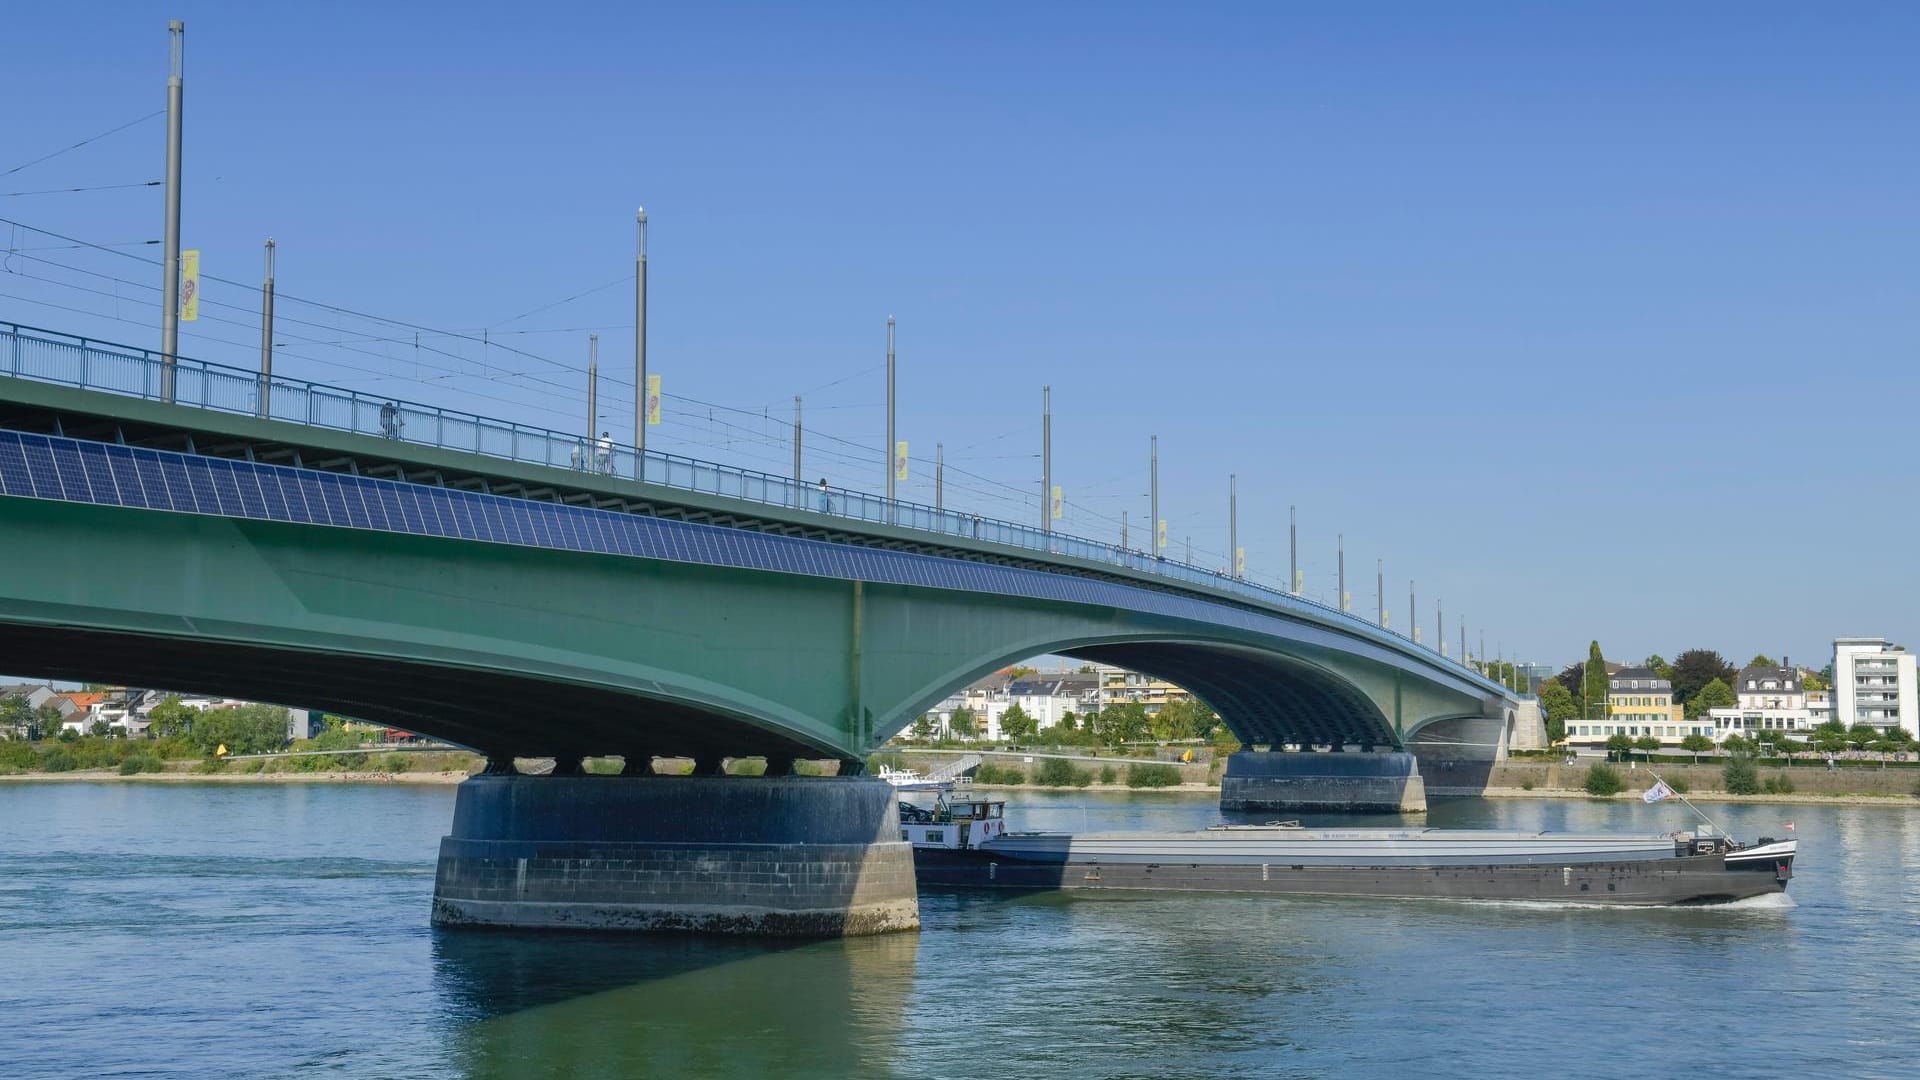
[817,478,833,514]
[379,401,404,439]
[596,432,613,474]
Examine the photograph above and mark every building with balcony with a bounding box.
[1833,637,1918,738]
[1709,664,1814,738]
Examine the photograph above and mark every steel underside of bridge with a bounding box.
[0,375,1520,763]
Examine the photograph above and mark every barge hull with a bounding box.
[912,850,1788,906]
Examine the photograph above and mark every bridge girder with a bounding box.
[0,464,1512,762]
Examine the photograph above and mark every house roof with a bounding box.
[60,692,111,711]
[1737,665,1797,687]
[1608,668,1672,691]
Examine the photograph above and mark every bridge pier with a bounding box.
[431,774,919,936]
[1219,750,1427,815]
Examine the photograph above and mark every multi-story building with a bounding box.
[1098,667,1194,712]
[1567,666,1712,746]
[1709,664,1814,737]
[1833,637,1919,738]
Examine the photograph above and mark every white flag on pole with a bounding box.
[1643,780,1675,803]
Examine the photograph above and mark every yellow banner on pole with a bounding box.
[894,441,909,482]
[1050,485,1063,520]
[1342,589,1351,612]
[180,249,200,321]
[1294,569,1304,592]
[1235,547,1245,577]
[1156,519,1167,551]
[646,374,662,425]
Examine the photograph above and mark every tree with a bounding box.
[1748,654,1778,669]
[948,709,976,739]
[1802,670,1830,691]
[1151,699,1216,742]
[910,714,933,740]
[0,695,34,738]
[34,704,65,742]
[1685,678,1735,719]
[185,704,288,756]
[1848,723,1879,750]
[1005,665,1038,679]
[1633,735,1661,759]
[1554,662,1587,705]
[1671,650,1737,708]
[1680,733,1715,760]
[1057,711,1078,731]
[1582,641,1610,721]
[88,718,110,738]
[1721,733,1754,756]
[1605,733,1634,761]
[1643,655,1674,680]
[999,704,1037,743]
[147,696,197,740]
[1091,702,1150,748]
[1537,680,1576,744]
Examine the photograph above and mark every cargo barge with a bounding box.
[900,795,1796,906]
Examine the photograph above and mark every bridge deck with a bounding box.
[0,320,1510,705]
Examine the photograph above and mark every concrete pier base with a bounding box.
[431,774,919,936]
[1219,751,1427,814]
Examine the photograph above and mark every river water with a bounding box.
[1,782,1913,1079]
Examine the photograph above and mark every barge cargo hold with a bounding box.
[901,799,1796,907]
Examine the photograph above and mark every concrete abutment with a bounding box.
[1219,750,1428,814]
[431,774,919,936]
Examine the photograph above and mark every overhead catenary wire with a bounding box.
[2,110,164,177]
[1,180,161,198]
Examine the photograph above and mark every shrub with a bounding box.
[1098,765,1117,785]
[1034,758,1080,787]
[40,746,77,772]
[192,758,229,774]
[1763,774,1796,795]
[0,740,37,769]
[117,754,163,775]
[1665,775,1691,795]
[382,753,414,773]
[1072,766,1094,788]
[1723,755,1760,795]
[975,762,1024,785]
[1519,779,1535,791]
[1126,763,1182,789]
[1582,763,1624,796]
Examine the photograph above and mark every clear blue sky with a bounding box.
[5,2,1917,674]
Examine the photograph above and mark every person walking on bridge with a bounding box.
[596,431,613,474]
[817,478,833,514]
[379,401,404,439]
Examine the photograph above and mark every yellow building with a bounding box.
[1097,667,1193,712]
[1566,666,1710,746]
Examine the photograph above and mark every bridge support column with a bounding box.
[431,774,919,936]
[1219,750,1427,814]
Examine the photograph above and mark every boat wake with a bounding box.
[1436,890,1797,913]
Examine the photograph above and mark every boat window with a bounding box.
[927,830,945,844]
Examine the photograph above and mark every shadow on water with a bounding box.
[432,929,919,1079]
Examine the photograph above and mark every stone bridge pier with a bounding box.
[1219,750,1428,815]
[430,773,919,936]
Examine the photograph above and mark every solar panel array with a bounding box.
[0,429,1481,693]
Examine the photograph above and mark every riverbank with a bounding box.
[0,768,472,784]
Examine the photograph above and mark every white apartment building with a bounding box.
[1833,637,1918,738]
[1710,665,1814,738]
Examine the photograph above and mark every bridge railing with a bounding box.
[1,320,1511,695]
